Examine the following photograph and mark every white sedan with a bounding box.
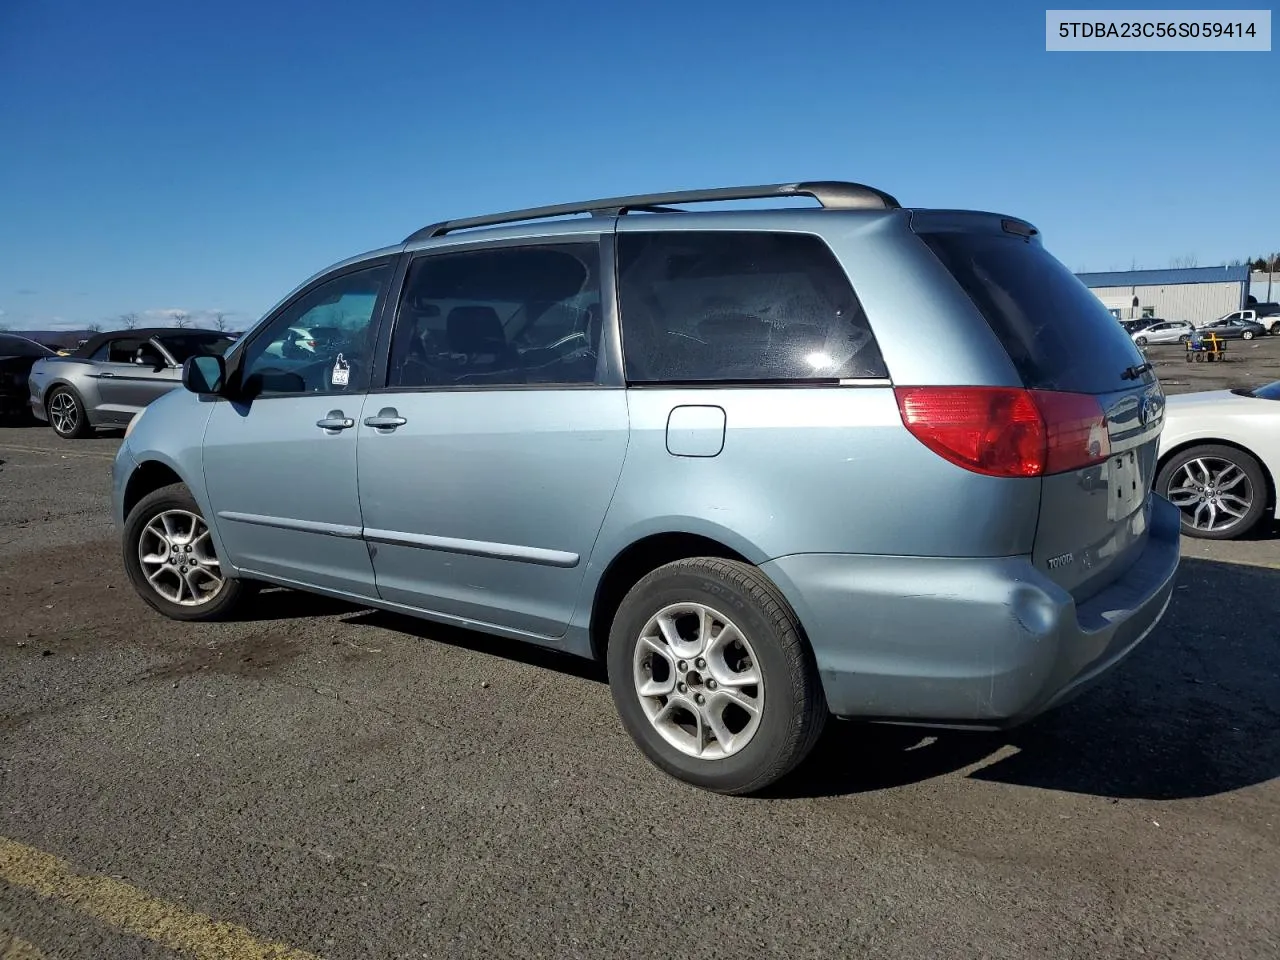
[1155,379,1280,539]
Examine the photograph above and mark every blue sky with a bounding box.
[0,0,1275,331]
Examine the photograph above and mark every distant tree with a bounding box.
[212,311,230,332]
[120,312,139,330]
[1251,258,1268,271]
[171,311,191,329]
[86,322,103,333]
[1169,254,1199,269]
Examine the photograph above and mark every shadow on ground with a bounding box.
[245,556,1278,801]
[343,608,608,683]
[772,557,1280,801]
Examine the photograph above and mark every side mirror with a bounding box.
[183,355,226,395]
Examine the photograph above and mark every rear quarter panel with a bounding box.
[29,358,106,422]
[590,386,1041,561]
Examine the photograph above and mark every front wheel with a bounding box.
[607,558,827,795]
[1135,336,1148,346]
[122,482,255,620]
[1243,330,1255,341]
[1156,444,1268,540]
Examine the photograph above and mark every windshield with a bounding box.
[156,333,236,363]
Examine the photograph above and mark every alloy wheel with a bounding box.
[1166,457,1254,534]
[632,602,764,760]
[49,392,79,435]
[137,509,224,606]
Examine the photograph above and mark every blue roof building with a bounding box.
[1074,265,1251,325]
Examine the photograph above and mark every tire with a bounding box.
[1156,444,1269,541]
[606,557,827,795]
[46,386,91,439]
[122,482,255,621]
[1243,331,1255,341]
[1135,336,1148,346]
[1178,334,1190,344]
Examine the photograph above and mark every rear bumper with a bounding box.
[760,495,1181,727]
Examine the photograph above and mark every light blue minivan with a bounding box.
[113,182,1180,794]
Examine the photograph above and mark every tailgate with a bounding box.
[915,215,1165,600]
[1033,384,1164,600]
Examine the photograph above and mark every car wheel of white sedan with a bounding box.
[1156,444,1269,540]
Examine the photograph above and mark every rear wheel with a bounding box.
[1243,330,1256,341]
[122,483,255,620]
[1156,444,1269,540]
[46,386,91,439]
[606,557,827,795]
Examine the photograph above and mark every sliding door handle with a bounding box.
[363,407,407,430]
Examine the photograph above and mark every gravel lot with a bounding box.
[2,341,1278,959]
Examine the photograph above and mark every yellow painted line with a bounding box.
[0,837,322,960]
[1,935,49,960]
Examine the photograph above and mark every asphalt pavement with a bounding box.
[2,347,1278,959]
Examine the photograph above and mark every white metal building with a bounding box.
[1076,265,1250,326]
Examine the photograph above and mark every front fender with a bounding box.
[116,392,241,576]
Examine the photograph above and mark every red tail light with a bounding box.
[894,386,1110,478]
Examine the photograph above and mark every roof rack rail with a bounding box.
[404,181,900,242]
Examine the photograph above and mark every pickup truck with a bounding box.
[1212,308,1280,335]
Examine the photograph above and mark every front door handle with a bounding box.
[100,372,115,378]
[363,407,407,430]
[316,410,355,432]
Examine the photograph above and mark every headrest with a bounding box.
[447,305,505,353]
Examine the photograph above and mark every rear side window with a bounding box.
[617,231,887,383]
[920,232,1151,394]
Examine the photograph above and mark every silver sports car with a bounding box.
[28,327,236,439]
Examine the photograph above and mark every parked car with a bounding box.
[1226,308,1280,335]
[28,327,237,439]
[1195,315,1268,340]
[1132,320,1195,345]
[1119,318,1152,335]
[112,181,1180,795]
[0,334,57,421]
[1155,379,1280,540]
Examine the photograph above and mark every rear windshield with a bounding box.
[920,231,1152,394]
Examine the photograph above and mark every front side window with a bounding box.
[387,241,602,388]
[238,262,394,396]
[616,231,887,383]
